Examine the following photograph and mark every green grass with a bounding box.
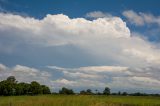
[0,95,160,106]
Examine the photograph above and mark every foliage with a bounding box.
[41,85,51,94]
[30,81,42,95]
[0,76,51,96]
[7,76,16,83]
[80,89,93,95]
[103,87,110,95]
[59,87,74,94]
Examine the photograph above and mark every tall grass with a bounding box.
[0,95,160,106]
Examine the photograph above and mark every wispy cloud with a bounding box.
[85,11,113,18]
[123,10,160,26]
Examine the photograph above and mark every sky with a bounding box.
[0,0,160,93]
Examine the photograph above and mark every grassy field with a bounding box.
[0,95,160,106]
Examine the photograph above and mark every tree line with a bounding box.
[58,87,111,95]
[57,87,160,96]
[0,76,51,96]
[0,76,159,96]
[0,76,111,96]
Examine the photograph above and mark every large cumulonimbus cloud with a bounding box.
[0,12,160,92]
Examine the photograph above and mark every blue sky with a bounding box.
[1,0,160,18]
[0,0,160,93]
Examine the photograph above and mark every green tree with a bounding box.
[118,91,121,95]
[59,87,74,94]
[80,90,86,95]
[95,89,98,95]
[7,76,16,83]
[0,76,51,96]
[80,89,93,95]
[23,83,30,94]
[0,80,15,96]
[41,85,51,94]
[122,92,128,96]
[15,83,23,95]
[86,89,92,95]
[30,81,42,95]
[15,82,30,95]
[103,87,110,95]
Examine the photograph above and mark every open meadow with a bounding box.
[0,95,160,106]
